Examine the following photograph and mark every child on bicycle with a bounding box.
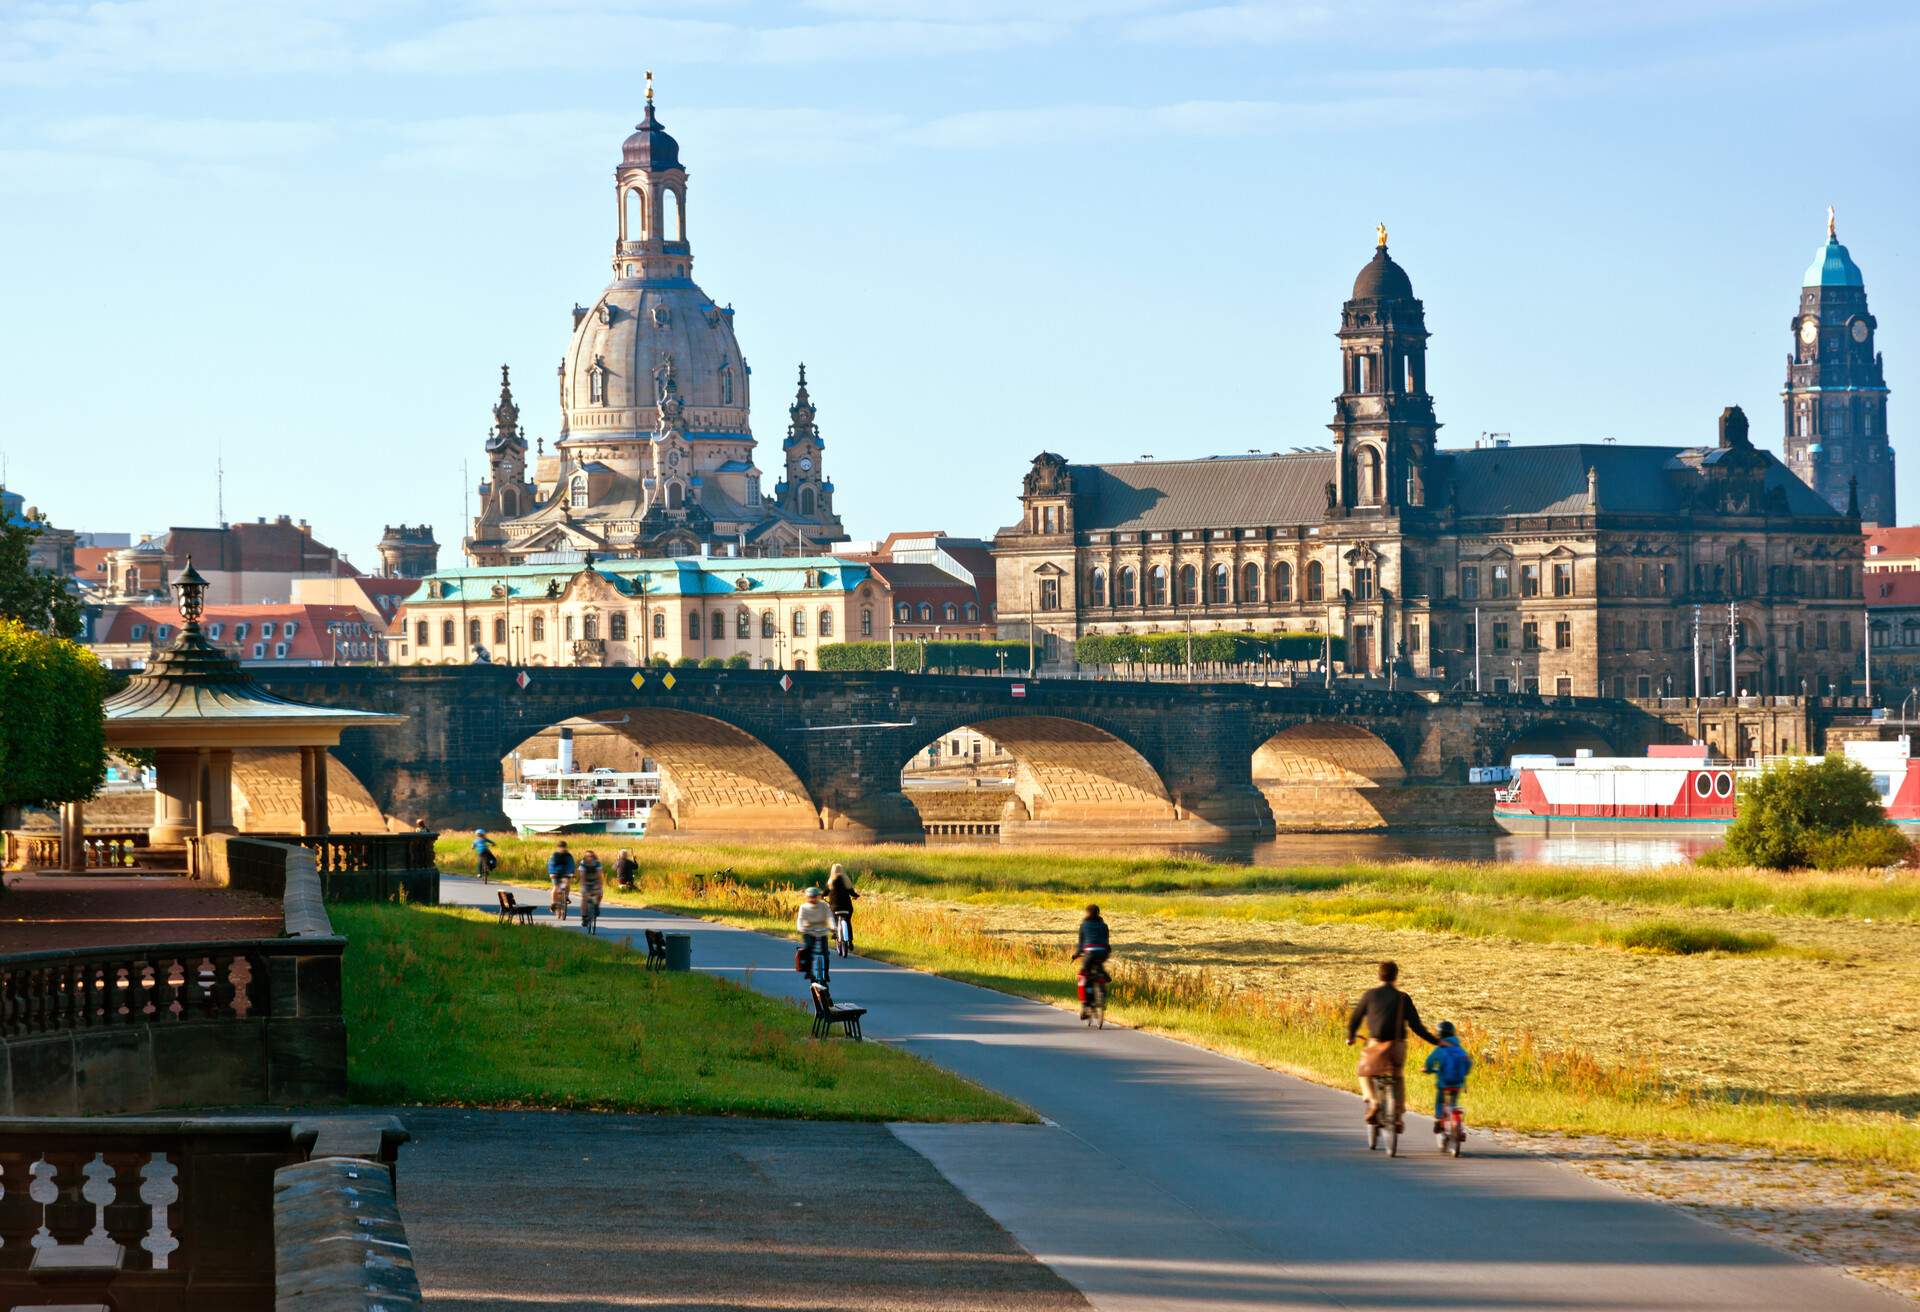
[1422,1019,1473,1134]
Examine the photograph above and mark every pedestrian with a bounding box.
[613,847,638,891]
[1345,960,1441,1134]
[577,850,604,933]
[825,863,859,953]
[795,886,832,982]
[413,817,431,833]
[547,840,575,920]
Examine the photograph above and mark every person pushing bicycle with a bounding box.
[1345,961,1440,1133]
[1072,904,1111,1021]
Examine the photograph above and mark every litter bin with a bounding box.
[663,932,693,972]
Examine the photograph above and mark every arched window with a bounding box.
[761,611,775,637]
[569,472,589,507]
[665,482,683,510]
[1210,563,1230,604]
[661,187,683,242]
[793,610,807,637]
[819,608,833,637]
[688,611,701,640]
[468,618,481,646]
[737,609,751,639]
[861,607,873,636]
[708,609,722,641]
[1088,566,1108,607]
[1177,564,1197,606]
[442,619,455,646]
[793,656,806,671]
[1306,560,1325,601]
[1356,447,1382,505]
[943,602,957,622]
[917,603,933,622]
[531,615,545,641]
[799,486,816,516]
[896,603,912,623]
[611,612,628,640]
[1241,562,1260,603]
[493,617,507,645]
[563,615,574,641]
[582,613,598,640]
[652,612,666,639]
[623,185,647,241]
[963,603,978,621]
[720,366,734,405]
[1117,566,1138,607]
[1149,566,1168,606]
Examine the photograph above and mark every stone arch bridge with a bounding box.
[253,669,1666,845]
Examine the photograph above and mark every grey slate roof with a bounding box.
[1070,454,1333,531]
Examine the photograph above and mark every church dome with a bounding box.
[1351,245,1414,301]
[1804,234,1864,289]
[562,280,749,441]
[621,102,681,172]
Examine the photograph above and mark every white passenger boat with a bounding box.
[503,728,661,837]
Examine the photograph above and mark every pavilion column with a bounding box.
[299,747,317,836]
[150,748,200,849]
[312,749,331,837]
[61,800,86,873]
[206,749,236,834]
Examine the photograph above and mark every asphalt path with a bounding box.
[442,876,1903,1311]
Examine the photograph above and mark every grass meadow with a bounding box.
[445,835,1920,1166]
[333,902,1028,1122]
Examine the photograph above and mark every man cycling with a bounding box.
[1344,960,1440,1133]
[1071,904,1111,1020]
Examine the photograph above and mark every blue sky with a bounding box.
[3,1,1916,568]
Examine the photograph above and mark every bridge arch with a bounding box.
[1492,719,1619,764]
[1251,720,1409,831]
[900,713,1183,843]
[503,707,820,840]
[229,749,393,833]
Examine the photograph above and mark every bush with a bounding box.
[1803,823,1912,870]
[1612,921,1776,955]
[649,654,670,668]
[0,619,108,809]
[1075,630,1344,668]
[817,640,1025,673]
[725,654,752,669]
[697,656,725,669]
[673,656,700,668]
[1716,754,1905,870]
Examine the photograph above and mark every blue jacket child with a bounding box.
[1422,1021,1473,1121]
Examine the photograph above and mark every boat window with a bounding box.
[1693,773,1712,798]
[1714,772,1733,798]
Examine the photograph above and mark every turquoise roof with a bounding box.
[1804,236,1865,288]
[421,555,870,602]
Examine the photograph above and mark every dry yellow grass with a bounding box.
[939,895,1919,1108]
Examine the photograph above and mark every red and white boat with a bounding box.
[1492,738,1920,836]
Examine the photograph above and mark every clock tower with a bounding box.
[776,364,837,525]
[1783,209,1892,524]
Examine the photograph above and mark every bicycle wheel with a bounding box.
[1385,1083,1401,1157]
[1450,1117,1464,1157]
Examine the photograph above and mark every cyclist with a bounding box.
[1071,904,1111,1020]
[825,863,859,953]
[1423,1019,1473,1135]
[577,849,605,933]
[547,840,576,921]
[1344,961,1440,1133]
[795,886,832,982]
[472,829,497,882]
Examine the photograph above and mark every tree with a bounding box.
[0,495,83,638]
[0,619,108,813]
[1717,754,1909,869]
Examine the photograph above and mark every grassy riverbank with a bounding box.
[443,836,1920,1166]
[334,902,1028,1122]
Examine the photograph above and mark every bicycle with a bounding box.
[1434,1087,1465,1157]
[833,911,852,958]
[1080,964,1108,1029]
[1366,1074,1402,1157]
[580,893,600,936]
[550,877,571,921]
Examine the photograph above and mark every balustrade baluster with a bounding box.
[151,957,178,1021]
[209,954,238,1018]
[104,1149,153,1266]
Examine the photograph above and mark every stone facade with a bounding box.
[466,89,845,565]
[393,555,888,671]
[995,236,1868,698]
[377,524,439,578]
[1783,211,1893,526]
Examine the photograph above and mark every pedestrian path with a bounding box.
[441,877,1905,1311]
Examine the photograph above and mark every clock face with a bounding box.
[667,451,680,468]
[1799,317,1820,346]
[799,457,814,473]
[1852,320,1870,344]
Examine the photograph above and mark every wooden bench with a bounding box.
[643,929,668,969]
[496,890,535,924]
[809,982,866,1040]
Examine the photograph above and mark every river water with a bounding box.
[1208,831,1721,870]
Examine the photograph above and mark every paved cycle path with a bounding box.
[442,877,1902,1310]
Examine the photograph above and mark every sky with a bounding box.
[2,0,1917,570]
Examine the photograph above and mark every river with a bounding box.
[1207,830,1721,869]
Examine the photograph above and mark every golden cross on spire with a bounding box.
[645,69,655,104]
[1376,221,1388,249]
[1827,204,1836,239]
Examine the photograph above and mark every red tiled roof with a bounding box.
[1865,526,1920,561]
[94,603,383,662]
[1866,573,1920,608]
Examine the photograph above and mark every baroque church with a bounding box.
[996,228,1871,705]
[466,82,845,566]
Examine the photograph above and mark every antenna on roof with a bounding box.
[216,438,225,526]
[1139,453,1154,460]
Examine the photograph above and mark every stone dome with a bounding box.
[622,102,681,172]
[562,277,750,442]
[1351,246,1414,301]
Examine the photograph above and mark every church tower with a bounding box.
[1328,225,1439,515]
[466,365,534,564]
[1783,209,1893,525]
[776,365,837,526]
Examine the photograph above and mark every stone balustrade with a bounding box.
[1,827,152,872]
[202,832,440,904]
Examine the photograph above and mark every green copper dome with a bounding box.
[1804,235,1865,288]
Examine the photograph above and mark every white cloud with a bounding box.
[0,0,358,83]
[39,115,339,161]
[1121,0,1813,48]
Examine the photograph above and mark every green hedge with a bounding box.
[818,640,1027,673]
[1075,630,1345,667]
[0,619,108,808]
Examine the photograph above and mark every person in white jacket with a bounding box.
[796,886,832,981]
